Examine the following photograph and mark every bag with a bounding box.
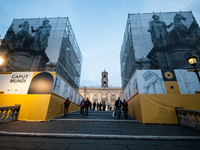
[112,111,115,117]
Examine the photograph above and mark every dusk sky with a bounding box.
[0,0,200,87]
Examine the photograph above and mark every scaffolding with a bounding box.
[120,11,200,90]
[0,17,82,91]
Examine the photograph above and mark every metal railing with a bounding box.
[176,108,200,131]
[0,105,20,124]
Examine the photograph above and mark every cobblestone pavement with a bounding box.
[0,110,200,150]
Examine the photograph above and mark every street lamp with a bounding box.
[186,54,200,83]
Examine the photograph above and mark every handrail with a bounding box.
[0,105,21,124]
[175,108,200,131]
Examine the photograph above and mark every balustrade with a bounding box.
[176,108,200,131]
[0,105,20,124]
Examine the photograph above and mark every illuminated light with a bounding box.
[187,55,197,66]
[0,57,3,65]
[188,57,197,66]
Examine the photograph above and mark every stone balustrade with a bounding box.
[176,108,200,131]
[0,105,20,124]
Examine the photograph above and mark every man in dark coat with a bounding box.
[93,102,96,111]
[64,97,70,116]
[115,97,123,119]
[84,98,90,116]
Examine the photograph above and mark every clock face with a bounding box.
[103,78,107,81]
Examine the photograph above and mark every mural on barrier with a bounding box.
[52,75,82,104]
[0,72,54,94]
[175,70,200,94]
[137,70,166,94]
[121,69,200,100]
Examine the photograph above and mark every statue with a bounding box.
[31,19,52,51]
[148,15,174,47]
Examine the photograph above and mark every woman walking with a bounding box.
[122,99,128,119]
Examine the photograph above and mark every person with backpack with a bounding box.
[64,97,70,117]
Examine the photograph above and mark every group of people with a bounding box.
[114,97,129,119]
[92,102,111,111]
[64,97,129,119]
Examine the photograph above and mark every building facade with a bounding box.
[79,70,122,108]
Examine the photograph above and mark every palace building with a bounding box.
[79,70,122,108]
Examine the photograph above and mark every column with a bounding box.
[116,92,118,99]
[90,92,93,103]
[98,92,101,103]
[108,92,110,104]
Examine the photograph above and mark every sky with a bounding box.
[0,0,200,87]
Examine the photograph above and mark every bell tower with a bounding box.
[101,70,108,87]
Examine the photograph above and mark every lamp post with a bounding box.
[186,55,200,83]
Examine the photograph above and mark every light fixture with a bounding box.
[0,57,3,65]
[186,54,200,83]
[187,55,197,66]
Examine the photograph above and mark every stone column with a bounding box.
[116,92,118,99]
[108,92,110,104]
[90,92,93,103]
[98,92,101,103]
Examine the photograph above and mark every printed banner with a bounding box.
[0,72,33,94]
[52,75,82,104]
[175,70,200,94]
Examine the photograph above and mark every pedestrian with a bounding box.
[64,97,70,116]
[84,98,90,116]
[107,103,110,111]
[79,99,85,116]
[103,104,106,111]
[115,97,123,119]
[99,102,102,111]
[97,103,99,110]
[89,100,92,110]
[93,102,96,111]
[122,99,129,119]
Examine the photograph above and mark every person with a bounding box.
[148,14,174,47]
[115,97,123,119]
[84,98,90,116]
[97,103,99,111]
[103,104,106,111]
[93,102,96,111]
[31,19,52,51]
[79,99,85,116]
[122,99,129,119]
[89,100,92,110]
[99,102,102,111]
[64,97,70,116]
[107,103,110,111]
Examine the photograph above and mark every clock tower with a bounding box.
[101,70,108,87]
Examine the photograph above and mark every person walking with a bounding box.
[122,99,129,119]
[107,103,110,111]
[97,103,99,111]
[64,97,70,116]
[89,100,92,110]
[93,102,96,111]
[99,102,102,111]
[115,97,123,119]
[79,99,85,116]
[84,98,90,116]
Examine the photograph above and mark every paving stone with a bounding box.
[37,143,69,150]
